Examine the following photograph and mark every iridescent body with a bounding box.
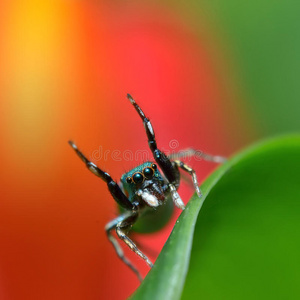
[120,162,174,233]
[121,162,165,203]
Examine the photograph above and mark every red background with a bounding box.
[0,1,252,299]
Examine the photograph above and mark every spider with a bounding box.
[69,94,225,281]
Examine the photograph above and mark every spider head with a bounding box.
[121,162,166,207]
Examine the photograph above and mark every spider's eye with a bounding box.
[132,172,144,184]
[126,177,132,184]
[151,164,157,169]
[143,167,154,179]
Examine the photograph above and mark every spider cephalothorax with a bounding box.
[69,94,225,281]
[121,162,167,207]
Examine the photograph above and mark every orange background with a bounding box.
[0,1,252,299]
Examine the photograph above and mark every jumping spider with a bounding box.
[69,94,225,281]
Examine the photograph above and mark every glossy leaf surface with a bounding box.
[131,135,300,299]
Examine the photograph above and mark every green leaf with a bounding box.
[130,135,300,300]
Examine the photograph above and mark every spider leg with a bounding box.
[173,160,202,198]
[68,141,133,210]
[168,148,226,163]
[126,94,187,209]
[126,94,179,187]
[116,215,154,269]
[105,212,143,282]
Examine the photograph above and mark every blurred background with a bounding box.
[0,0,299,299]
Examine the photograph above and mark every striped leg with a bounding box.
[116,218,153,269]
[127,94,180,187]
[69,141,133,210]
[168,148,226,163]
[105,212,144,281]
[173,160,202,198]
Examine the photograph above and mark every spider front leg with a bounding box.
[127,94,185,209]
[68,141,133,210]
[127,94,179,186]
